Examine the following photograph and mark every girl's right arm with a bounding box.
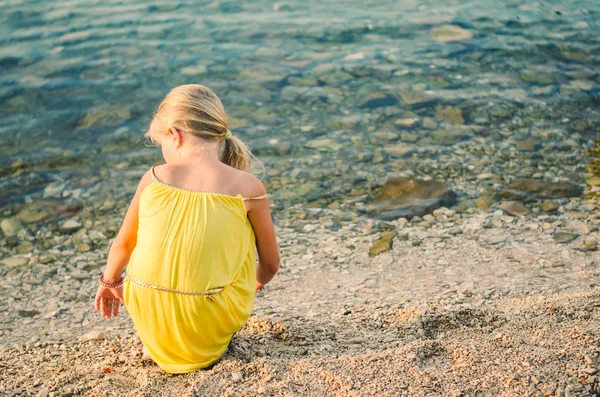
[245,178,280,290]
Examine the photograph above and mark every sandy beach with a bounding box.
[1,185,600,396]
[2,0,600,395]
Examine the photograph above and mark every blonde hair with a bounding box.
[145,84,252,171]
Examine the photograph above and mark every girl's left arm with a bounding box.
[102,170,153,283]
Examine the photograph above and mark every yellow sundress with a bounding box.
[123,166,261,373]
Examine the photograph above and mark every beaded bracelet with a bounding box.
[99,274,124,288]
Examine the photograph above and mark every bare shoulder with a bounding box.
[135,167,156,194]
[235,170,267,198]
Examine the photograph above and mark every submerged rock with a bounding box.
[435,107,464,124]
[1,217,23,237]
[367,178,457,220]
[499,179,583,202]
[553,232,579,243]
[59,219,82,234]
[430,25,473,43]
[499,201,529,216]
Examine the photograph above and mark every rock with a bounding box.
[435,107,464,124]
[59,219,82,233]
[369,231,397,257]
[430,25,473,43]
[475,198,494,209]
[519,70,556,84]
[43,182,66,199]
[358,92,398,109]
[231,372,243,382]
[71,270,89,281]
[304,138,342,152]
[499,179,583,202]
[576,239,598,252]
[17,241,34,254]
[363,278,377,288]
[553,232,579,243]
[384,145,415,158]
[1,217,24,237]
[77,106,131,130]
[17,207,49,224]
[0,256,28,268]
[79,330,106,342]
[499,201,529,216]
[18,309,40,318]
[367,177,457,220]
[513,141,540,152]
[564,220,589,235]
[485,235,509,245]
[540,200,560,212]
[429,129,469,145]
[399,91,434,107]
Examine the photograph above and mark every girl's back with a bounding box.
[94,84,279,374]
[128,165,257,292]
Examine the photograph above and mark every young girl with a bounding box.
[93,84,280,374]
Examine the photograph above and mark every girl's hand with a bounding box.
[94,285,124,319]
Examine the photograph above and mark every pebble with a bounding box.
[0,256,28,268]
[59,219,82,234]
[430,25,473,43]
[499,201,529,216]
[1,217,24,237]
[79,330,106,342]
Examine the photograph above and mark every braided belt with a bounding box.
[125,274,224,302]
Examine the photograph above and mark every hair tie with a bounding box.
[224,130,232,140]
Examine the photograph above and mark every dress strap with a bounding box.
[150,166,159,182]
[243,194,269,201]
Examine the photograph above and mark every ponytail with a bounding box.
[221,135,251,171]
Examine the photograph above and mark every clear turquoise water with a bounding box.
[1,0,599,207]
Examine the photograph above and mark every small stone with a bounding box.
[540,200,560,212]
[564,220,589,235]
[435,107,464,124]
[499,179,583,202]
[18,309,40,318]
[576,239,598,252]
[475,198,494,209]
[0,256,28,268]
[304,138,342,152]
[1,217,24,237]
[59,219,82,233]
[582,367,597,375]
[358,92,398,109]
[422,214,435,223]
[231,372,243,382]
[430,25,473,43]
[485,235,509,245]
[369,231,397,257]
[17,207,49,224]
[499,201,529,216]
[43,182,67,199]
[71,269,89,281]
[513,141,540,152]
[553,232,579,243]
[79,330,106,342]
[363,278,377,288]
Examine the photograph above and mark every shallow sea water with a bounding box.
[1,0,599,210]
